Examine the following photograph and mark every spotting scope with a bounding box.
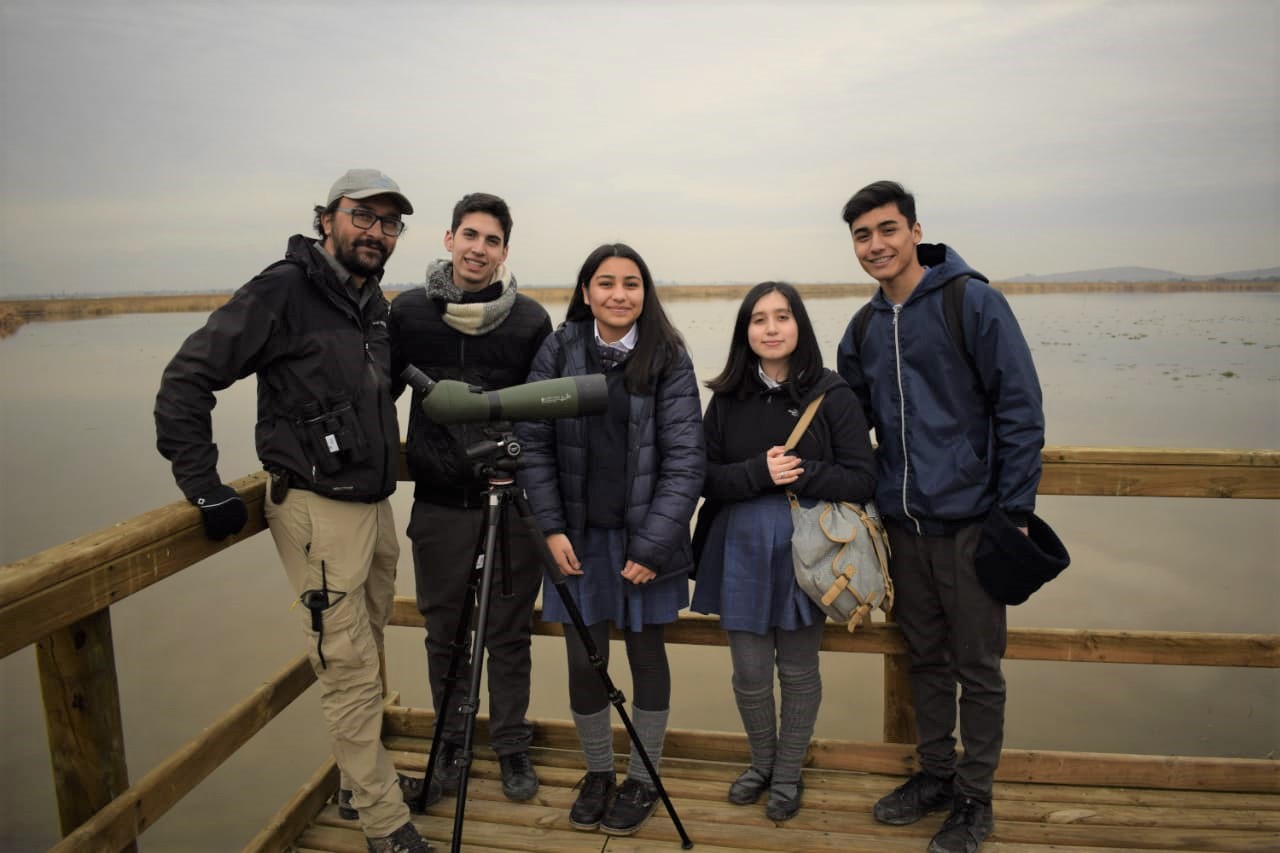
[401,365,609,425]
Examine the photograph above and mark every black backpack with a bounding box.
[851,275,975,376]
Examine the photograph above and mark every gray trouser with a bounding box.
[407,499,542,756]
[887,520,1007,800]
[727,620,824,785]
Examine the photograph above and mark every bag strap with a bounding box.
[784,394,825,451]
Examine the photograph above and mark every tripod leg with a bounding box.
[415,519,486,812]
[446,489,507,853]
[512,492,694,849]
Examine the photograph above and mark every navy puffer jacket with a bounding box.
[515,319,705,579]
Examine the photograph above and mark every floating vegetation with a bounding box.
[1221,371,1237,378]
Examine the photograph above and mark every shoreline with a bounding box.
[1,279,1277,337]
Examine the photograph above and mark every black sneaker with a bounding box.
[873,771,954,826]
[428,741,462,794]
[765,778,804,822]
[338,773,441,820]
[600,777,659,836]
[398,773,443,814]
[365,820,434,853]
[727,766,770,805]
[929,796,994,853]
[568,770,617,830]
[338,787,357,821]
[498,751,539,801]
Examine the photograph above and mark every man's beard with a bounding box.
[335,236,388,278]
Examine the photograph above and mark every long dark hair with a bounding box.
[567,243,684,395]
[706,281,823,402]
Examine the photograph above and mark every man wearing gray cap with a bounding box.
[156,170,435,853]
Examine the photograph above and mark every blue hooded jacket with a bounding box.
[836,244,1044,530]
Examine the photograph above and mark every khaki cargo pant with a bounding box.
[265,487,407,837]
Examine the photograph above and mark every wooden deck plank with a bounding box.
[395,753,1280,834]
[383,712,1280,795]
[282,720,1280,853]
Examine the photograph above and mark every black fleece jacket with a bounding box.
[702,368,876,505]
[155,235,400,503]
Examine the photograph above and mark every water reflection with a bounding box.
[0,292,1276,847]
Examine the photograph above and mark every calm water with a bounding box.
[1,291,1278,849]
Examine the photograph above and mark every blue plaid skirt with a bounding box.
[690,492,823,634]
[540,526,689,631]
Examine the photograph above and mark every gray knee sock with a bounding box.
[572,707,615,774]
[733,680,777,776]
[774,664,821,785]
[626,705,669,786]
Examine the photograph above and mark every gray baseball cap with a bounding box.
[326,169,413,214]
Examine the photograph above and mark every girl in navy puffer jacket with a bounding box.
[516,243,704,836]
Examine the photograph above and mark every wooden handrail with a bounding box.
[48,655,314,853]
[0,472,268,661]
[2,445,1277,848]
[3,447,1276,661]
[385,600,1280,668]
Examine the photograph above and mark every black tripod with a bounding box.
[413,435,693,851]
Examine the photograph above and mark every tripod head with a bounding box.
[463,432,522,479]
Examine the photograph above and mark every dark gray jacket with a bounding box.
[155,235,400,503]
[388,283,550,507]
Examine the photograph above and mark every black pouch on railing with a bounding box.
[299,399,369,475]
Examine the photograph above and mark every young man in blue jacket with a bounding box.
[836,181,1044,853]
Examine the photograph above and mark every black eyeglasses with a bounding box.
[335,207,407,237]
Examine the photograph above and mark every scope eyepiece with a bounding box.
[400,365,436,395]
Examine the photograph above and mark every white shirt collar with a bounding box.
[594,321,639,352]
[756,362,783,389]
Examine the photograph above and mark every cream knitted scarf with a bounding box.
[423,259,518,336]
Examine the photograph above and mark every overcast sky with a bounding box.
[1,0,1276,296]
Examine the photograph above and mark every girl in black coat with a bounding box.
[692,282,875,820]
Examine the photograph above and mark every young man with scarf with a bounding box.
[389,193,552,802]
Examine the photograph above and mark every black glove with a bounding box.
[193,484,248,541]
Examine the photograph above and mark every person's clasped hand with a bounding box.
[766,445,804,487]
[193,484,248,540]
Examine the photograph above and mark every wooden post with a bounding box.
[882,617,915,744]
[37,608,137,851]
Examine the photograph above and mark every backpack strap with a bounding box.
[855,274,971,360]
[942,274,975,375]
[852,302,874,357]
[784,394,825,451]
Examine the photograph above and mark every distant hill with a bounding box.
[1006,266,1280,283]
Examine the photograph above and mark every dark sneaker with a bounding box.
[929,796,994,853]
[765,778,804,822]
[498,751,539,801]
[428,741,462,794]
[873,771,954,825]
[727,766,771,805]
[398,773,443,814]
[600,777,659,836]
[338,787,357,821]
[339,773,441,820]
[365,820,434,853]
[568,770,617,830]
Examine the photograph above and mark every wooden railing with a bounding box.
[1,447,1277,849]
